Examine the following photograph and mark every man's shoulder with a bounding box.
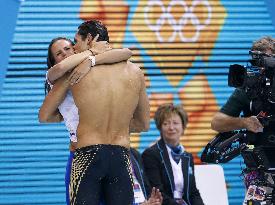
[126,61,142,73]
[227,88,249,102]
[233,88,247,96]
[126,61,137,67]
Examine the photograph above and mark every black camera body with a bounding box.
[228,51,275,103]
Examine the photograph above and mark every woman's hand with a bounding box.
[141,187,163,205]
[90,34,112,55]
[68,58,91,85]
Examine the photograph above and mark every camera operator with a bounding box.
[211,36,275,205]
[211,36,274,134]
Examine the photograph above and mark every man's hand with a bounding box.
[141,187,163,205]
[90,34,112,55]
[211,112,264,133]
[243,116,264,133]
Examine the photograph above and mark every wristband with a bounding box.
[88,55,96,67]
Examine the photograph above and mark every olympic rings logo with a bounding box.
[144,0,212,42]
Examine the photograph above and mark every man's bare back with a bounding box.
[71,61,149,149]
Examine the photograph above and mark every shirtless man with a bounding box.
[69,20,150,205]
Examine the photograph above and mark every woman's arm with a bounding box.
[47,50,92,84]
[68,48,133,84]
[48,47,132,84]
[130,66,150,132]
[47,34,101,83]
[95,48,132,65]
[39,74,70,123]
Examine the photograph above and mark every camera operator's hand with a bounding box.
[211,112,264,133]
[242,116,264,133]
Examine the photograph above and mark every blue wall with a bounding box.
[0,0,20,94]
[1,1,275,205]
[265,0,275,28]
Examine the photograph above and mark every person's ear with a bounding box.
[87,33,93,46]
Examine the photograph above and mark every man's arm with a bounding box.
[211,112,263,133]
[211,88,263,133]
[39,74,70,123]
[130,68,150,132]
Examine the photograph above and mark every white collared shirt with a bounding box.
[46,73,79,142]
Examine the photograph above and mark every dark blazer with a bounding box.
[142,139,204,205]
[130,148,152,199]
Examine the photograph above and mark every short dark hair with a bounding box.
[45,37,74,94]
[154,103,188,131]
[77,20,109,42]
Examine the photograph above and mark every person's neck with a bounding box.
[164,139,180,147]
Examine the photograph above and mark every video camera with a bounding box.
[201,51,275,165]
[200,131,248,164]
[228,51,275,103]
[201,129,275,171]
[228,51,275,146]
[201,50,275,204]
[241,146,275,171]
